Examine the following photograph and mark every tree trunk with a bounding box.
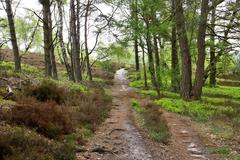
[70,0,82,82]
[192,0,209,100]
[171,23,180,92]
[174,0,192,99]
[132,0,139,71]
[153,35,161,90]
[84,0,92,81]
[209,8,216,87]
[140,38,148,89]
[134,39,139,71]
[145,20,160,96]
[49,12,58,79]
[57,0,74,81]
[41,0,52,77]
[5,0,21,72]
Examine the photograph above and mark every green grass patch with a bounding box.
[130,99,145,113]
[154,98,236,121]
[0,61,41,78]
[209,146,231,155]
[203,86,240,99]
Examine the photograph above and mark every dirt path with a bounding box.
[76,69,209,160]
[77,69,152,160]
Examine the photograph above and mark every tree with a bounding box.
[5,0,21,72]
[70,0,82,82]
[57,0,74,81]
[191,0,209,100]
[171,0,180,92]
[39,0,57,79]
[174,0,192,99]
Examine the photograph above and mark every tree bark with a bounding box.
[171,21,180,92]
[132,0,139,71]
[140,38,148,89]
[49,11,58,79]
[70,0,82,82]
[145,19,160,97]
[57,0,74,81]
[84,0,92,81]
[40,0,52,77]
[153,35,161,90]
[174,0,192,99]
[209,8,216,87]
[192,0,209,100]
[5,0,21,72]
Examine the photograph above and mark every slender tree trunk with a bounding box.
[57,0,73,80]
[171,25,180,92]
[209,8,216,87]
[153,35,161,89]
[174,0,192,99]
[145,20,160,97]
[5,0,21,72]
[40,0,52,77]
[140,38,148,89]
[192,0,209,100]
[49,12,58,79]
[84,0,92,81]
[171,0,180,92]
[132,0,139,71]
[70,0,82,82]
[134,39,139,71]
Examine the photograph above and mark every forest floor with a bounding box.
[76,69,208,160]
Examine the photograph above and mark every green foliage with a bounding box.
[203,86,240,99]
[97,43,131,63]
[15,13,42,52]
[96,60,116,73]
[209,146,231,155]
[131,99,145,113]
[0,61,41,77]
[154,98,236,121]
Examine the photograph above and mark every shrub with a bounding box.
[0,125,75,160]
[143,106,169,144]
[23,80,66,104]
[12,96,72,139]
[131,99,169,143]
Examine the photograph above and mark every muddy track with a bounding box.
[77,69,152,160]
[76,69,209,160]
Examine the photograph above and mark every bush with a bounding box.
[24,80,66,104]
[131,99,169,143]
[143,107,169,144]
[68,89,112,131]
[0,125,75,160]
[12,96,72,139]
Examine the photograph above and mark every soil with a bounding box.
[76,68,209,160]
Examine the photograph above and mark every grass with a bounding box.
[154,98,236,121]
[0,61,42,78]
[209,146,231,155]
[203,86,240,99]
[131,99,169,143]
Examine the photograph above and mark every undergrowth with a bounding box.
[131,99,169,143]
